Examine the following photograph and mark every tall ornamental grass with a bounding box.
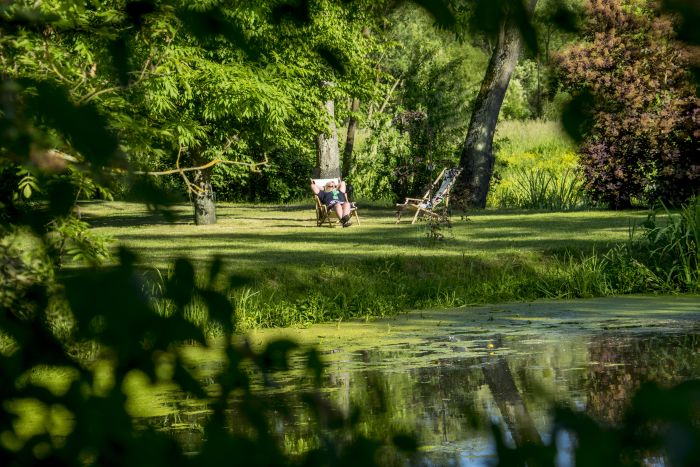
[612,197,699,292]
[493,168,585,210]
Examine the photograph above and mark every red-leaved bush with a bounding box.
[556,0,699,208]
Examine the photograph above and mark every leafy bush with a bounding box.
[556,0,699,208]
[46,216,112,267]
[351,113,455,203]
[0,235,54,325]
[211,148,316,203]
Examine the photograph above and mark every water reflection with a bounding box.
[145,330,700,465]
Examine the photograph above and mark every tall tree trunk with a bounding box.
[458,0,538,208]
[342,97,360,179]
[315,84,341,178]
[192,167,216,225]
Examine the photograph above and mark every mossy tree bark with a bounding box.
[458,0,538,208]
[314,82,341,179]
[192,167,217,225]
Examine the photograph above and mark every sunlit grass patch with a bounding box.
[494,120,575,157]
[77,201,645,268]
[65,201,670,330]
[490,120,585,209]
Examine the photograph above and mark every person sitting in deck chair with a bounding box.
[311,179,353,227]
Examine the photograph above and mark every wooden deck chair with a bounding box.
[311,178,361,227]
[396,167,463,224]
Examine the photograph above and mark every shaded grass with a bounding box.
[72,201,666,330]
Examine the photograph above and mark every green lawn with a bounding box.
[80,201,645,267]
[77,201,653,329]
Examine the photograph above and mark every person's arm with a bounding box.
[310,180,321,195]
[339,181,352,203]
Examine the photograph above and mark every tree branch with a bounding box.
[377,76,403,115]
[134,155,269,176]
[79,55,155,104]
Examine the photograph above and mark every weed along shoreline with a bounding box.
[243,295,700,354]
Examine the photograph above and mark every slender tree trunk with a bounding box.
[342,97,360,179]
[315,94,341,178]
[458,0,538,208]
[535,55,542,118]
[192,166,216,225]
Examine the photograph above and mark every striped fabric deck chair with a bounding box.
[395,167,462,224]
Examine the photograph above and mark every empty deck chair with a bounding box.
[395,167,462,224]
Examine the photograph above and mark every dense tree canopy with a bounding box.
[1,0,697,215]
[1,0,381,222]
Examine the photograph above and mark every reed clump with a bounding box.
[540,197,699,297]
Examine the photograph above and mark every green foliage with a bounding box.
[0,234,54,325]
[491,167,585,210]
[541,198,700,296]
[350,3,486,201]
[16,168,39,200]
[185,250,668,330]
[46,216,112,267]
[351,117,412,200]
[609,197,700,292]
[489,120,587,209]
[212,148,316,202]
[423,211,454,242]
[0,0,379,208]
[1,251,417,465]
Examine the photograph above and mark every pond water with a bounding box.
[141,296,700,465]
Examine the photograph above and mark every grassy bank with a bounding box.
[71,200,695,330]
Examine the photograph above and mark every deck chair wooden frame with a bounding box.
[311,178,361,227]
[396,167,462,224]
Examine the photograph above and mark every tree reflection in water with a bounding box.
[481,336,542,448]
[585,334,700,425]
[148,331,700,465]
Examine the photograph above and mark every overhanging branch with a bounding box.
[133,155,268,176]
